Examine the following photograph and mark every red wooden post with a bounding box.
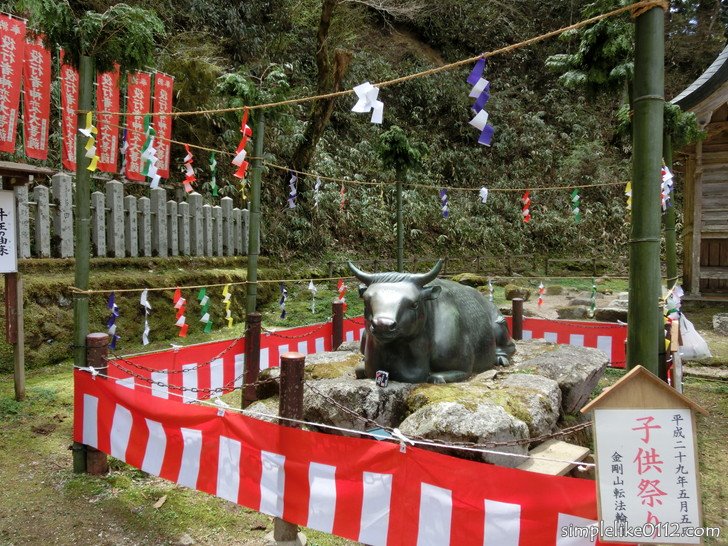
[332,300,344,350]
[272,352,306,543]
[512,298,524,341]
[243,312,261,408]
[85,332,109,475]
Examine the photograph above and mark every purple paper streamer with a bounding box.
[472,90,491,113]
[279,283,287,319]
[439,189,449,218]
[106,292,120,349]
[467,58,487,85]
[478,125,495,146]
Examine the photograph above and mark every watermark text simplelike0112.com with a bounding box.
[561,521,721,542]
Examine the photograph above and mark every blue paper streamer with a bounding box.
[106,292,120,349]
[279,283,287,319]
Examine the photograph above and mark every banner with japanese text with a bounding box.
[96,66,120,172]
[124,71,151,181]
[59,50,79,171]
[0,14,26,153]
[22,35,51,159]
[153,72,174,178]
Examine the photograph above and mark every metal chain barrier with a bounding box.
[261,319,333,340]
[105,328,249,375]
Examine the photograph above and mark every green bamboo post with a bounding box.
[72,55,95,473]
[628,6,664,375]
[246,112,265,315]
[663,134,678,289]
[396,177,403,272]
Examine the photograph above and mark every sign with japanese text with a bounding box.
[59,50,79,171]
[594,408,701,544]
[124,71,151,181]
[0,191,17,273]
[96,66,120,172]
[153,72,174,178]
[22,35,51,159]
[0,14,26,153]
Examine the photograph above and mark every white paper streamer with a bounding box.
[352,81,384,124]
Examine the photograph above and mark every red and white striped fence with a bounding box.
[74,370,632,546]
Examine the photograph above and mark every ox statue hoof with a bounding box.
[428,374,447,384]
[496,355,510,366]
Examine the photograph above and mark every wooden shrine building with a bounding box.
[672,45,728,298]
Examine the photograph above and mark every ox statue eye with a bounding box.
[411,300,419,309]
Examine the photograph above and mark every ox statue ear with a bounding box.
[422,285,441,300]
[358,284,367,298]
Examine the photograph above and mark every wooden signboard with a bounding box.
[581,366,708,544]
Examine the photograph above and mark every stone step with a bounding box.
[517,439,590,476]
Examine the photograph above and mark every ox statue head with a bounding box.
[348,260,443,342]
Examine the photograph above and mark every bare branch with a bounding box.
[340,0,433,21]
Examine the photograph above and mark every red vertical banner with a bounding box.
[96,66,120,172]
[22,35,51,160]
[0,15,26,153]
[59,50,79,171]
[153,72,174,178]
[124,71,151,182]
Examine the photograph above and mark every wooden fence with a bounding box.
[13,173,250,259]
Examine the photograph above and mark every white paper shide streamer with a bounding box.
[479,186,489,204]
[288,173,298,209]
[308,280,318,313]
[140,289,152,345]
[314,176,322,208]
[351,81,384,124]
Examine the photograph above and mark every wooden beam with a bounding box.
[691,139,704,296]
[517,440,591,476]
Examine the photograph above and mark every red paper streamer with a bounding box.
[232,108,252,180]
[22,35,50,159]
[521,190,531,223]
[183,143,196,193]
[173,287,188,337]
[337,278,348,313]
[0,15,26,154]
[153,73,174,178]
[124,72,151,182]
[96,65,120,173]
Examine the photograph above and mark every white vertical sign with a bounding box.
[594,408,701,544]
[0,190,17,273]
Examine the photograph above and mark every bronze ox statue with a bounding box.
[349,260,516,384]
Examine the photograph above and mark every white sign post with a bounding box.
[582,366,708,545]
[0,189,17,273]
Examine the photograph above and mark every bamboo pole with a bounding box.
[72,55,95,473]
[246,112,264,315]
[628,6,664,375]
[663,134,678,289]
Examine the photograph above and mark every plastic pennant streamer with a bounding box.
[537,282,545,307]
[661,165,674,211]
[141,114,161,189]
[625,181,632,211]
[439,188,449,219]
[288,172,298,209]
[570,188,581,223]
[182,143,196,193]
[467,59,494,146]
[488,279,494,302]
[279,283,287,320]
[351,81,384,124]
[106,292,120,349]
[479,186,489,204]
[222,284,233,328]
[337,278,347,313]
[521,191,531,223]
[140,289,151,345]
[308,280,318,313]
[78,112,100,172]
[314,177,322,209]
[209,153,218,197]
[233,108,252,180]
[173,287,188,337]
[198,287,211,333]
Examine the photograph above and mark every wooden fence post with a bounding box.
[213,205,223,257]
[221,197,234,256]
[138,196,151,257]
[150,187,167,258]
[242,312,261,409]
[203,203,213,257]
[332,300,344,350]
[189,192,203,256]
[272,351,306,545]
[85,332,109,475]
[512,298,523,341]
[178,201,190,256]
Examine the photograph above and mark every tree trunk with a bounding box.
[291,0,352,182]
